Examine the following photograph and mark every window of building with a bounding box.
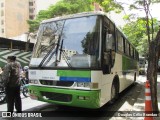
[29,15,34,20]
[1,3,4,7]
[29,2,33,6]
[1,20,4,25]
[2,28,4,33]
[29,8,34,13]
[1,10,4,16]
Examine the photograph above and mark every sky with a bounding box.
[36,0,59,14]
[35,0,160,27]
[150,4,160,20]
[116,0,160,20]
[109,0,160,27]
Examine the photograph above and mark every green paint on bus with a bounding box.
[29,85,100,109]
[57,70,91,77]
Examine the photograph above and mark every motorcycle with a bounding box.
[0,83,6,103]
[20,77,29,97]
[0,78,29,103]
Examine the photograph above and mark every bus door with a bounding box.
[102,18,115,74]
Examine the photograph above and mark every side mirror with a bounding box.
[102,51,112,74]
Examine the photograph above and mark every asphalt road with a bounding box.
[0,77,145,120]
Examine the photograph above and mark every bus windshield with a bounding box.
[30,15,101,68]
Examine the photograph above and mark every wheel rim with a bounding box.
[0,86,6,102]
[23,87,29,97]
[0,92,6,102]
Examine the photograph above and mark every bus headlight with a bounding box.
[29,80,39,84]
[77,82,90,88]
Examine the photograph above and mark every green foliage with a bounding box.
[122,0,160,56]
[95,0,123,13]
[122,18,159,56]
[27,20,40,32]
[28,0,123,32]
[28,0,93,32]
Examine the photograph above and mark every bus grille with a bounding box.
[39,80,74,87]
[41,91,72,102]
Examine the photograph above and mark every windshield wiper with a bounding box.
[38,42,57,68]
[58,39,73,68]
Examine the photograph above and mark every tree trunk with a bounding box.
[147,29,160,113]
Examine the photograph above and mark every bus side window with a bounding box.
[105,31,113,50]
[117,32,123,53]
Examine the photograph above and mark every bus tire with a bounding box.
[109,79,119,104]
[0,86,6,103]
[133,73,136,85]
[22,86,29,97]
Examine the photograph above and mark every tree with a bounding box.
[122,18,159,56]
[124,0,160,113]
[95,0,123,12]
[28,0,93,32]
[28,0,123,32]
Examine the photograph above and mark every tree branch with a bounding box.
[149,10,154,41]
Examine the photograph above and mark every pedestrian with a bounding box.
[0,67,3,87]
[0,67,3,74]
[0,56,22,114]
[23,66,29,84]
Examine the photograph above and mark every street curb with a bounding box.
[132,80,160,120]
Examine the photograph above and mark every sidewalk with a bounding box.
[110,76,160,120]
[132,76,160,120]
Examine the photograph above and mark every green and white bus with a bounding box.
[29,11,139,109]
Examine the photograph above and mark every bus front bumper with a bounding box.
[29,85,100,109]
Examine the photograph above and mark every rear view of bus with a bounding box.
[29,12,139,109]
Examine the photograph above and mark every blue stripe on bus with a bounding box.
[60,77,91,82]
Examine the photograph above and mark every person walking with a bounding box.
[0,56,22,113]
[0,67,3,74]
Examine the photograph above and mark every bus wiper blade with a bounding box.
[41,48,57,67]
[59,39,73,69]
[38,42,57,68]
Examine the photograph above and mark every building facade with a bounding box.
[0,0,59,40]
[29,0,36,20]
[0,0,36,38]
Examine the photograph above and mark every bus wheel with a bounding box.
[109,81,118,104]
[133,73,136,85]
